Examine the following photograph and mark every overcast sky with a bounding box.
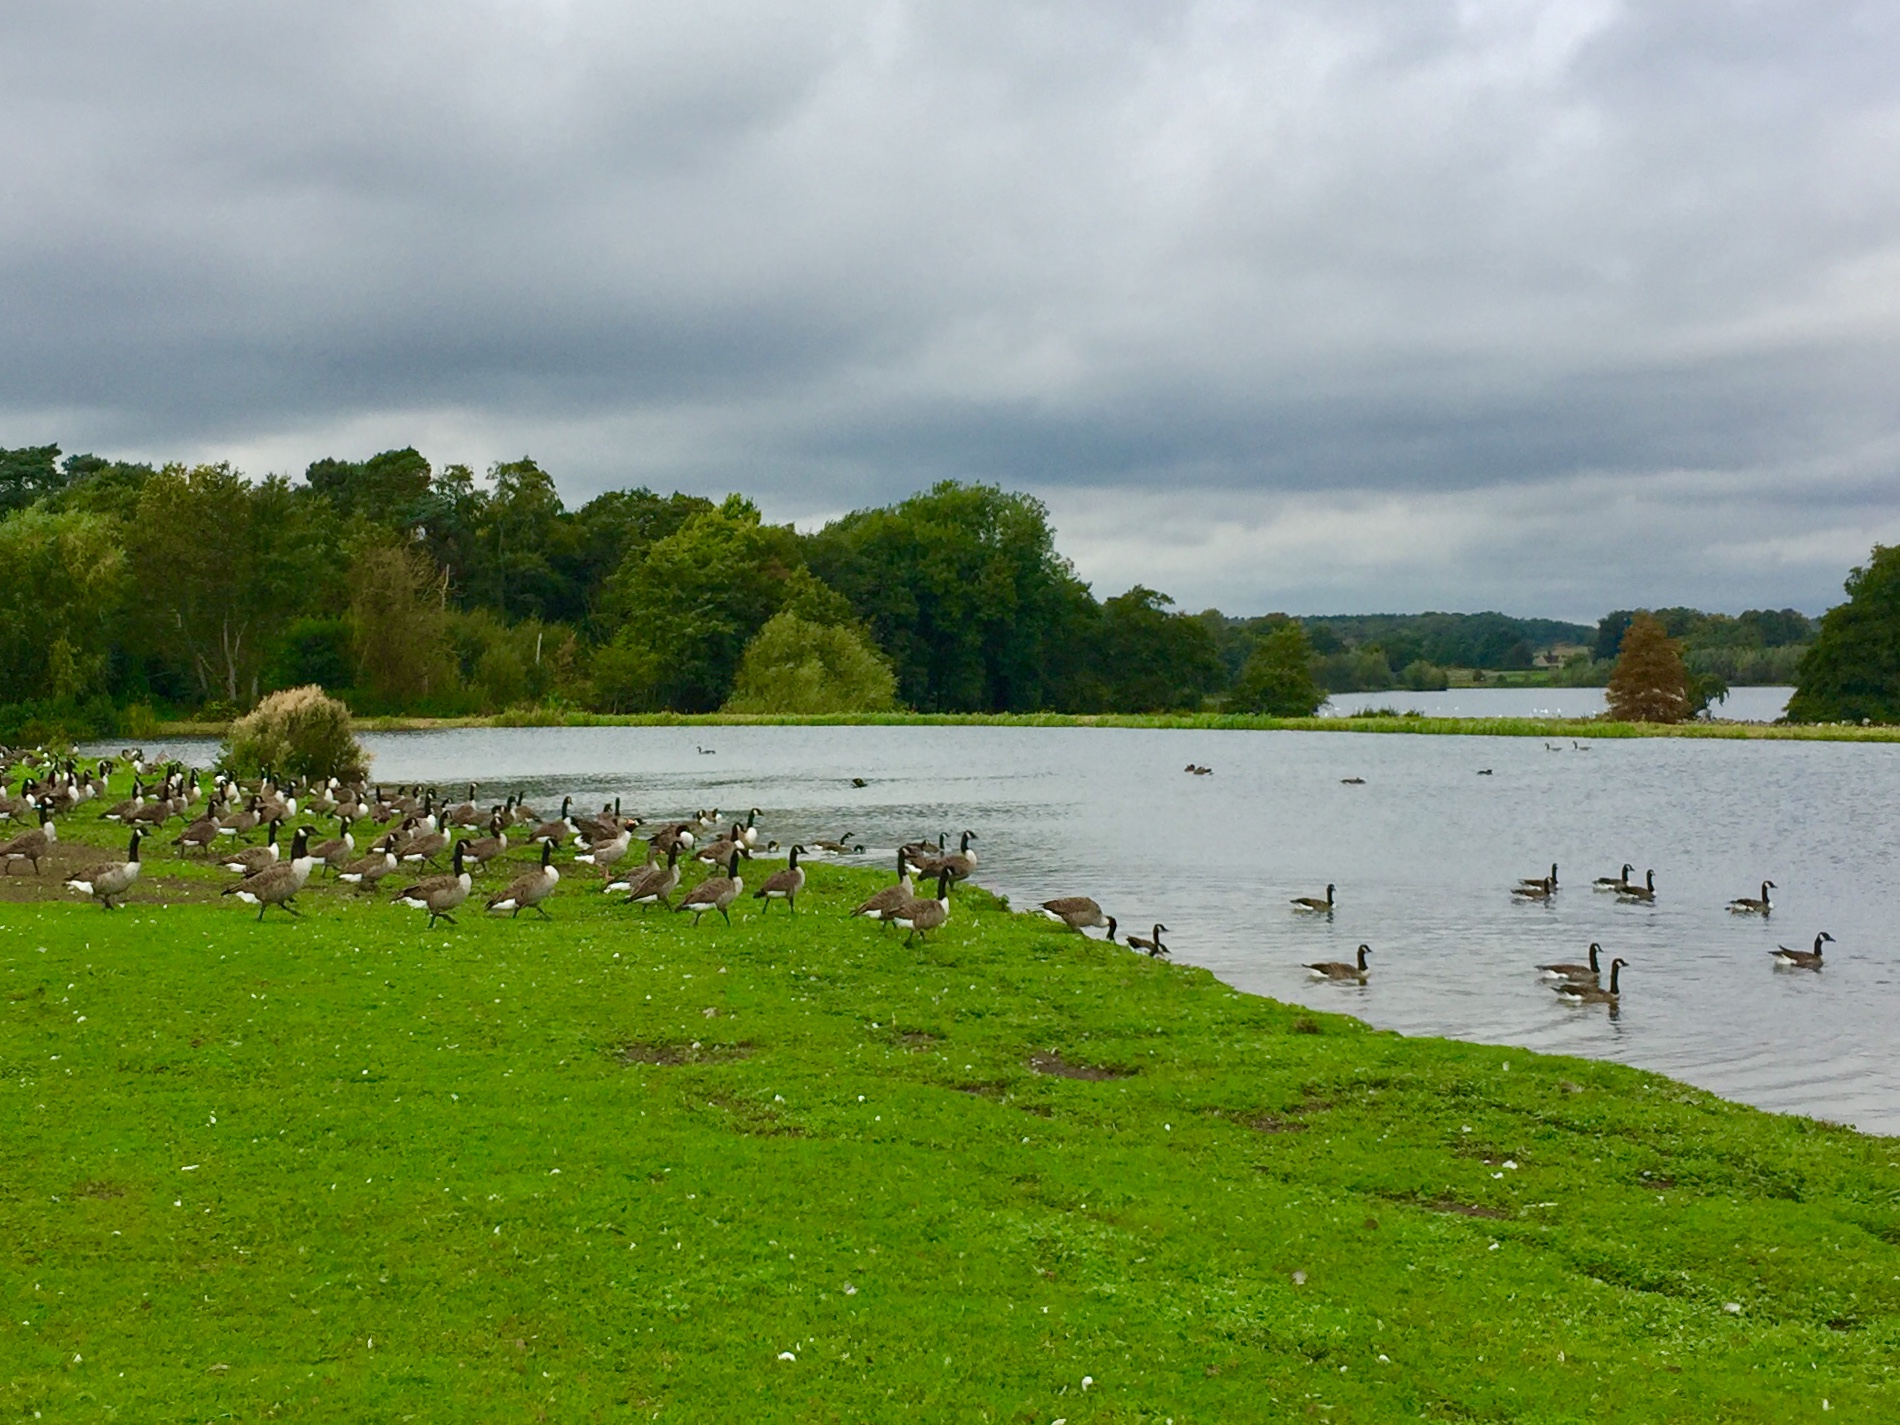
[4,1,1897,619]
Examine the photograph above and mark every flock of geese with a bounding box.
[1274,859,1839,1007]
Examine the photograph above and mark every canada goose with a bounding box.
[914,830,978,881]
[1555,959,1626,1003]
[1616,869,1657,903]
[461,814,510,870]
[219,796,264,837]
[1476,768,1493,775]
[443,783,480,828]
[311,818,357,876]
[66,828,145,909]
[753,845,806,912]
[1594,863,1634,891]
[1518,863,1558,890]
[337,849,398,890]
[894,868,953,945]
[900,833,944,865]
[676,850,744,926]
[1040,897,1111,932]
[1340,776,1366,785]
[396,841,472,928]
[529,797,576,846]
[697,744,716,755]
[0,804,58,874]
[615,844,682,910]
[1538,942,1603,982]
[174,811,222,855]
[1305,944,1371,980]
[102,778,145,822]
[1127,923,1169,957]
[1771,932,1833,969]
[810,832,860,855]
[850,851,916,927]
[400,824,450,866]
[1728,881,1775,915]
[486,841,560,919]
[649,821,697,855]
[695,825,748,869]
[739,809,763,848]
[223,828,316,920]
[695,807,722,830]
[1291,884,1336,913]
[1512,876,1556,901]
[575,822,634,875]
[218,817,284,876]
[575,799,629,844]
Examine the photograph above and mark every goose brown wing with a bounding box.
[680,874,734,907]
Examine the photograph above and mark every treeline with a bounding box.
[0,442,1825,734]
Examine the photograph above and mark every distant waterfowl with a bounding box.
[894,868,953,945]
[615,844,683,910]
[1555,959,1626,1004]
[696,745,716,755]
[1594,863,1635,891]
[1538,942,1603,982]
[1518,863,1558,890]
[1616,869,1657,903]
[396,841,472,928]
[1305,944,1371,981]
[810,832,860,855]
[66,828,145,909]
[851,851,916,928]
[1772,932,1833,969]
[1476,768,1493,776]
[1291,884,1336,913]
[1513,876,1556,901]
[1340,776,1366,785]
[1126,923,1169,957]
[1040,896,1111,932]
[850,777,868,788]
[1728,881,1775,915]
[486,842,559,919]
[223,828,316,921]
[753,845,806,912]
[677,850,744,926]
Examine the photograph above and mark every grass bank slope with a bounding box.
[4,849,1899,1419]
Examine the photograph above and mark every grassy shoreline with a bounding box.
[131,710,1900,743]
[4,793,1898,1419]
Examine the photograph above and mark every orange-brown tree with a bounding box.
[1605,612,1691,722]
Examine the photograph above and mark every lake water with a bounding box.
[1322,686,1795,721]
[93,724,1900,1134]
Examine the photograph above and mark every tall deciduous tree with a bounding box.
[1786,545,1900,723]
[724,610,900,714]
[349,542,459,708]
[0,506,128,702]
[1227,621,1324,716]
[1094,586,1225,712]
[1604,612,1692,722]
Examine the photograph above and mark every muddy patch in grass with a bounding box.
[1028,1051,1136,1081]
[615,1040,752,1067]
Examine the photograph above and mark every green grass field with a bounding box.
[5,800,1899,1420]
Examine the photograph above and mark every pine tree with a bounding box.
[1604,612,1691,722]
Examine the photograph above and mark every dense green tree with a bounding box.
[1227,622,1324,715]
[1093,587,1225,712]
[475,458,565,619]
[1786,545,1900,723]
[1604,613,1692,722]
[349,542,459,709]
[806,481,1096,712]
[592,496,802,712]
[724,610,900,714]
[0,445,73,513]
[306,447,432,528]
[547,488,712,631]
[0,506,128,702]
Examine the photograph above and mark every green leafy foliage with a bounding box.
[725,609,901,713]
[1787,544,1900,723]
[220,683,368,780]
[1227,622,1325,715]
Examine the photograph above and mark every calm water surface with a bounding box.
[105,725,1899,1133]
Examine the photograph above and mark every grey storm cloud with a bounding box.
[3,0,1899,617]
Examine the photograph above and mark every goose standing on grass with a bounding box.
[223,828,316,921]
[916,830,978,882]
[338,848,398,891]
[1616,869,1657,903]
[311,818,356,877]
[1305,944,1371,981]
[1291,884,1336,913]
[66,828,145,909]
[1512,876,1556,901]
[894,868,953,946]
[1594,863,1635,891]
[486,842,560,919]
[1772,932,1833,969]
[850,851,916,928]
[396,841,472,928]
[1555,959,1626,1004]
[529,797,577,846]
[174,810,222,856]
[575,821,633,877]
[0,804,57,874]
[1538,942,1603,982]
[399,821,450,866]
[1126,923,1169,957]
[1039,898,1116,939]
[462,815,511,872]
[1728,881,1775,915]
[753,844,807,912]
[676,850,744,926]
[218,817,284,876]
[615,844,682,911]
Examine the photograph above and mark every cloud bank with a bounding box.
[4,0,1898,616]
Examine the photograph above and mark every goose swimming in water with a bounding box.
[1291,884,1336,913]
[1512,876,1555,901]
[1555,959,1626,1004]
[1538,942,1603,982]
[1518,863,1558,890]
[1771,932,1832,969]
[1728,881,1775,915]
[1305,944,1370,980]
[1616,869,1657,903]
[1594,863,1634,891]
